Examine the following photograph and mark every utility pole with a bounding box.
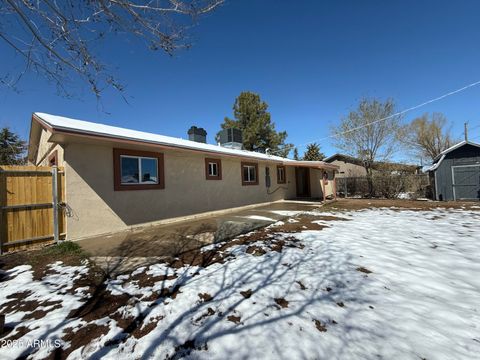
[464,122,468,141]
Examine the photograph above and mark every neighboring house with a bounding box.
[28,113,338,241]
[427,140,480,201]
[324,153,420,178]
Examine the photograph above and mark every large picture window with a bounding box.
[120,156,158,184]
[241,162,259,185]
[114,148,164,191]
[205,158,222,180]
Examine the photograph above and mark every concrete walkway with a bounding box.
[78,201,325,274]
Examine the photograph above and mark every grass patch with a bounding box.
[1,241,91,279]
[41,241,86,257]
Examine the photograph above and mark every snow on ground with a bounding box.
[1,207,480,359]
[238,215,277,222]
[0,262,90,359]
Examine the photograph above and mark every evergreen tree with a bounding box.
[293,147,299,160]
[302,143,325,161]
[0,128,27,165]
[217,91,292,157]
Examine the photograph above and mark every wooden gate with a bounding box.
[0,166,66,253]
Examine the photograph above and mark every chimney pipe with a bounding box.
[188,126,207,143]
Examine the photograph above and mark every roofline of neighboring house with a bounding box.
[30,113,339,170]
[427,140,480,172]
[324,152,419,170]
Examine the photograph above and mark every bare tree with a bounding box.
[400,112,454,161]
[331,98,403,194]
[0,0,223,98]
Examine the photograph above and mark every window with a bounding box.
[120,156,158,184]
[209,162,218,176]
[241,162,258,185]
[48,150,58,166]
[277,165,286,184]
[205,158,222,180]
[114,148,164,191]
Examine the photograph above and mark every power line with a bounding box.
[271,79,480,156]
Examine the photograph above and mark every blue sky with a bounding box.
[1,0,480,162]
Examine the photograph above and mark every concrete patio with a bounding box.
[77,200,325,273]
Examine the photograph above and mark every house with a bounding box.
[427,140,480,201]
[27,113,338,241]
[324,153,420,178]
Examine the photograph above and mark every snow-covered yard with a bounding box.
[1,206,480,359]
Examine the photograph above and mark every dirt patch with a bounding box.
[130,272,178,288]
[1,294,63,321]
[198,293,213,303]
[158,285,182,300]
[356,266,372,274]
[246,246,266,256]
[274,298,289,309]
[0,242,89,280]
[227,315,241,324]
[323,198,480,212]
[313,319,327,332]
[24,302,63,320]
[132,316,164,339]
[194,308,215,323]
[1,325,31,341]
[240,289,253,298]
[54,324,110,359]
[169,339,208,360]
[296,281,307,290]
[315,215,350,221]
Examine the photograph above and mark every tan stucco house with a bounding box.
[28,113,338,241]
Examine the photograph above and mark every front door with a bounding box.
[295,167,311,197]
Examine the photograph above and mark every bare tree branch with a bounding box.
[0,0,224,98]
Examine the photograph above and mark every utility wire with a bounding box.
[270,79,480,156]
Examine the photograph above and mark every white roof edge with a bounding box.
[428,140,480,171]
[32,112,333,167]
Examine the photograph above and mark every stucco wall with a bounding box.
[34,128,64,166]
[309,169,335,198]
[329,159,367,178]
[64,142,299,240]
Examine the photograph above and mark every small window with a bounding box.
[241,162,258,185]
[209,162,218,176]
[205,158,222,180]
[277,165,286,184]
[48,151,58,166]
[114,148,164,191]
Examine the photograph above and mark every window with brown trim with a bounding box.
[205,158,222,180]
[113,148,165,191]
[241,162,259,185]
[277,165,286,184]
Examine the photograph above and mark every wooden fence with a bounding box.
[0,165,65,253]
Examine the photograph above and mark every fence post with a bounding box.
[52,166,59,243]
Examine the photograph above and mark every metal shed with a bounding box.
[428,140,480,201]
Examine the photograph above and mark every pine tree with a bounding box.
[302,143,325,161]
[293,147,299,160]
[217,91,292,157]
[0,128,27,165]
